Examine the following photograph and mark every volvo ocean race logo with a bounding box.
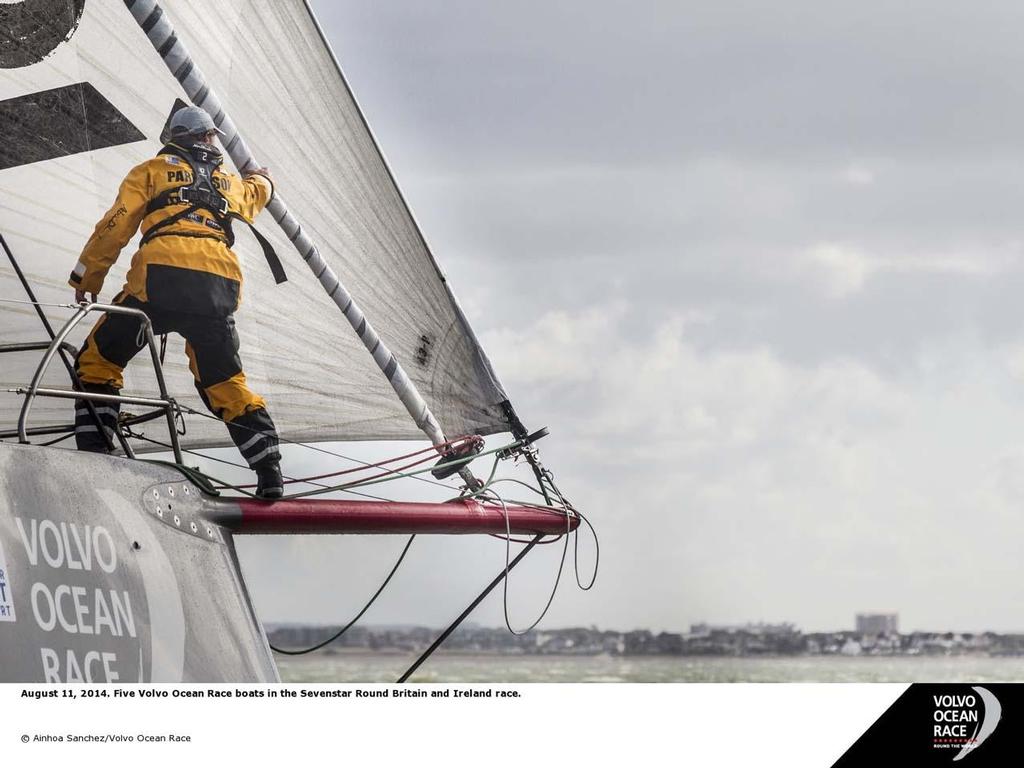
[932,686,1001,761]
[0,486,186,683]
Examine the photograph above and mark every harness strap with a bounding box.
[144,187,181,216]
[141,229,228,246]
[141,144,287,284]
[232,215,287,285]
[139,202,204,247]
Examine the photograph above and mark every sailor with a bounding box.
[68,106,284,499]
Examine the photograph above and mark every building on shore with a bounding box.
[855,613,898,636]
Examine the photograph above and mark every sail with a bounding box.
[0,0,510,449]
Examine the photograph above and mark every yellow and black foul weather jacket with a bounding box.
[69,144,274,316]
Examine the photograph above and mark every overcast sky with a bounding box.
[220,0,1024,635]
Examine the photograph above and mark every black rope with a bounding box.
[533,467,599,591]
[573,507,600,591]
[485,486,571,636]
[270,535,416,655]
[491,471,599,590]
[487,533,562,545]
[39,432,76,447]
[139,457,223,497]
[396,535,542,683]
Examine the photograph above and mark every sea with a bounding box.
[276,653,1024,684]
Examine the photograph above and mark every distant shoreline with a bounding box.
[275,647,1024,660]
[266,624,1024,659]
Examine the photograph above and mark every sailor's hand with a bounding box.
[245,166,272,179]
[74,289,96,304]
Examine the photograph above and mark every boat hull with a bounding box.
[0,443,277,683]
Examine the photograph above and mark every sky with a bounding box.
[215,0,1024,635]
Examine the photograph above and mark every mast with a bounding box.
[121,0,479,484]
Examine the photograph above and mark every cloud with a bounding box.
[1000,342,1024,382]
[841,164,876,186]
[803,244,872,298]
[486,304,906,464]
[796,242,1016,299]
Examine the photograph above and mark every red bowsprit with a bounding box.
[220,496,578,536]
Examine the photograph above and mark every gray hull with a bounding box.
[0,442,277,683]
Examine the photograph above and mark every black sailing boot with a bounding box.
[254,461,284,500]
[73,383,121,453]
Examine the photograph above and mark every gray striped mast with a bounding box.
[123,0,477,485]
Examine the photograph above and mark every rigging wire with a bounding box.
[127,431,397,503]
[177,403,463,494]
[457,455,600,629]
[269,535,416,655]
[239,436,522,499]
[476,487,599,587]
[485,464,599,591]
[230,437,474,490]
[120,400,509,500]
[125,406,471,499]
[242,440,468,485]
[483,482,570,636]
[0,297,78,309]
[444,454,584,634]
[536,465,599,591]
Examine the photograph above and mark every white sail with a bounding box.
[0,0,511,448]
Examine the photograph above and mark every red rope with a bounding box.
[235,435,478,489]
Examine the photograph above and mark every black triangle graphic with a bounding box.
[0,81,146,171]
[158,98,190,145]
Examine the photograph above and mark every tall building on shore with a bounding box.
[856,613,898,635]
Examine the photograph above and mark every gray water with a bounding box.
[276,653,1024,683]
